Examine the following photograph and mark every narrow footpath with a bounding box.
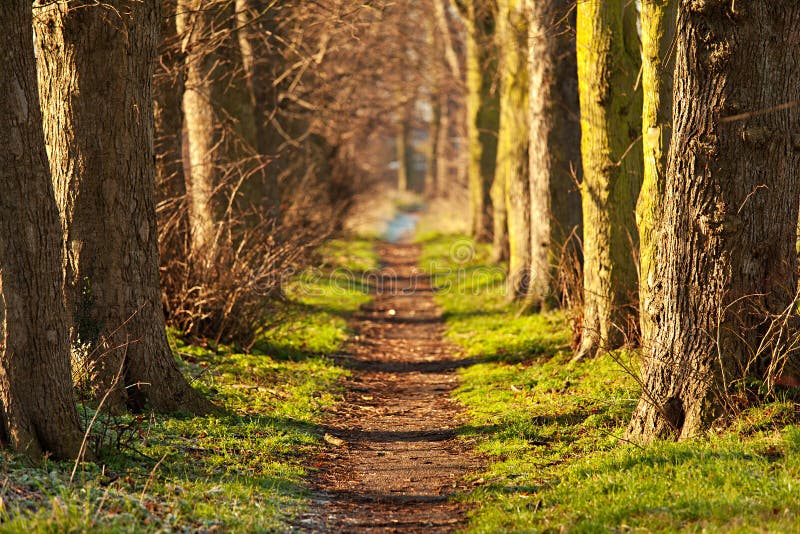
[298,242,480,532]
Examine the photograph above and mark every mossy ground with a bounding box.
[419,233,800,533]
[0,238,377,533]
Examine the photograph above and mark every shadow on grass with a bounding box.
[341,356,480,374]
[474,343,569,366]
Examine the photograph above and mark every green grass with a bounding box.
[0,238,377,533]
[419,233,800,533]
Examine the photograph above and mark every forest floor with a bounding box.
[4,229,800,532]
[418,232,800,533]
[0,239,377,532]
[297,242,480,532]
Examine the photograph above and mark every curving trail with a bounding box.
[298,242,480,532]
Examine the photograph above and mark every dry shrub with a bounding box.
[156,141,367,346]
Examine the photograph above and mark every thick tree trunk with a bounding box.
[176,0,218,262]
[496,0,530,298]
[574,0,642,359]
[628,1,800,441]
[636,0,677,349]
[34,0,210,414]
[526,0,583,311]
[0,0,84,460]
[462,1,498,242]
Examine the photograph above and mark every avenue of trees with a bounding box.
[448,0,800,442]
[1,0,799,460]
[1,0,437,459]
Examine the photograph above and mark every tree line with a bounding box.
[451,0,800,441]
[1,0,430,460]
[1,0,798,460]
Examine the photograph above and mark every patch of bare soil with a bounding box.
[296,243,481,532]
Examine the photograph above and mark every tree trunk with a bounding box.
[153,0,190,268]
[490,160,509,263]
[0,0,84,460]
[176,0,218,262]
[526,0,583,311]
[235,0,281,215]
[154,0,187,203]
[496,0,530,297]
[628,1,800,441]
[636,0,677,349]
[34,0,210,414]
[396,117,411,192]
[433,0,462,80]
[435,92,451,198]
[462,1,498,242]
[574,0,642,359]
[426,97,441,196]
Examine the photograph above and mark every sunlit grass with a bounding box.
[0,237,377,532]
[421,233,800,533]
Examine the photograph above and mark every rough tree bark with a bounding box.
[459,0,498,242]
[628,1,800,441]
[34,0,210,413]
[636,0,677,348]
[496,0,530,296]
[574,0,642,359]
[0,0,84,460]
[176,0,218,261]
[526,0,583,311]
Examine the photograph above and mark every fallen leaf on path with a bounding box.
[324,433,346,447]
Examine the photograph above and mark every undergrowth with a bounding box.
[419,233,800,533]
[0,238,376,533]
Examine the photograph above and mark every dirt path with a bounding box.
[297,242,480,532]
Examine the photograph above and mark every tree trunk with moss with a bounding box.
[628,1,800,442]
[460,0,499,242]
[574,0,642,359]
[526,0,583,311]
[636,0,677,349]
[496,0,530,297]
[0,0,85,460]
[35,0,210,414]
